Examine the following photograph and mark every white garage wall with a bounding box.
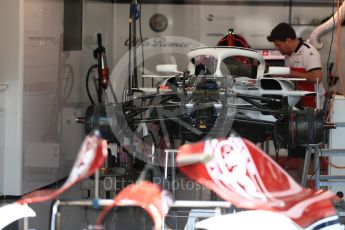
[111,3,334,60]
[109,3,342,94]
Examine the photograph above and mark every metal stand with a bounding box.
[49,149,232,229]
[164,149,178,229]
[49,166,101,230]
[301,146,345,189]
[49,199,231,230]
[301,144,320,188]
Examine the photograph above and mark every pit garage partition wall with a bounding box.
[0,0,88,196]
[0,0,344,196]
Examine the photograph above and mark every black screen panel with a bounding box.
[63,0,83,51]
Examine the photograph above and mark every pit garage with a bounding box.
[1,0,345,229]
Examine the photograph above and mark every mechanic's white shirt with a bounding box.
[285,39,325,109]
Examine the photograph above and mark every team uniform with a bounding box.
[285,39,325,158]
[285,38,325,109]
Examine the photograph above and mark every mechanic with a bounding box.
[267,22,325,109]
[267,22,326,183]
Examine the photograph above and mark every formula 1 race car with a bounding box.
[82,31,327,167]
[84,46,325,160]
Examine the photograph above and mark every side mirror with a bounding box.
[156,64,182,74]
[264,66,290,76]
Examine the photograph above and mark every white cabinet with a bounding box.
[329,95,345,194]
[0,85,6,196]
